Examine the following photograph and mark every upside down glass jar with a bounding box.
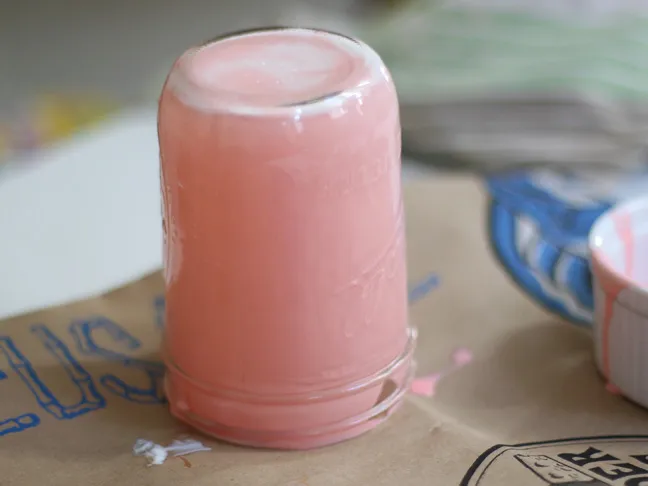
[158,27,415,449]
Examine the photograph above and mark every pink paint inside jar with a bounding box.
[158,27,413,450]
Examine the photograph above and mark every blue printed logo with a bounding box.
[70,317,166,404]
[485,169,648,326]
[0,303,168,438]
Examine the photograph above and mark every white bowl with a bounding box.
[589,196,648,405]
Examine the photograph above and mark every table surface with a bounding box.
[0,108,431,321]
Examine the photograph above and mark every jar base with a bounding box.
[168,398,406,450]
[163,328,417,450]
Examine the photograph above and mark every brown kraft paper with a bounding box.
[2,174,648,486]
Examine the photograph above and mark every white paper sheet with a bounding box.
[0,108,163,320]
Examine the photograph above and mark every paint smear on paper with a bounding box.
[410,348,473,397]
[177,456,192,468]
[132,438,211,467]
[605,382,622,395]
[408,273,440,304]
[286,476,311,486]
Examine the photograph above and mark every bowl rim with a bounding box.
[589,195,648,297]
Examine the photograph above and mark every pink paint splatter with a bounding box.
[605,382,622,395]
[452,347,473,366]
[410,347,473,397]
[410,373,442,397]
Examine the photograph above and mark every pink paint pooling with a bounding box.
[172,29,374,113]
[410,348,473,397]
[186,31,359,107]
[159,28,410,449]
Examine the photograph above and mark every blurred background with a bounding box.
[0,0,357,110]
[0,0,361,170]
[3,0,648,323]
[4,0,648,173]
